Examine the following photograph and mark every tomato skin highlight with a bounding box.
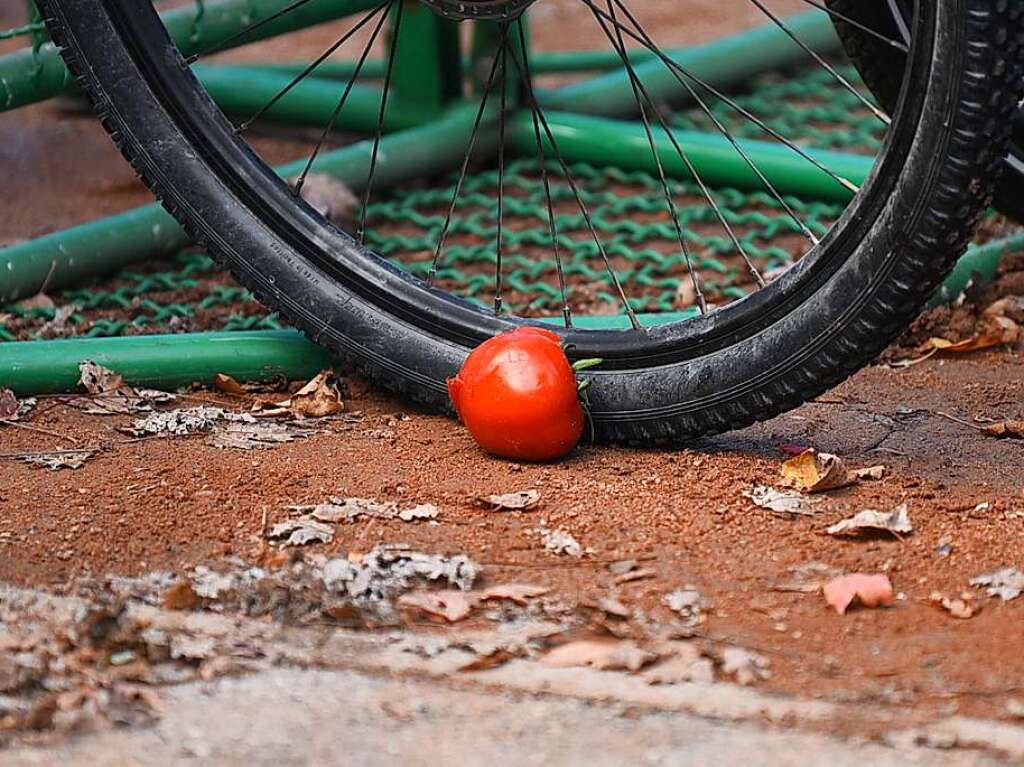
[447,327,585,462]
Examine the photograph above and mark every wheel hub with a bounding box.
[418,0,537,21]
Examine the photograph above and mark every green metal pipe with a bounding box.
[930,231,1024,307]
[509,110,869,203]
[0,330,333,395]
[0,0,379,112]
[1,103,492,305]
[247,47,663,82]
[192,65,419,132]
[538,10,841,116]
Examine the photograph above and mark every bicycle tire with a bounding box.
[827,0,1024,222]
[37,0,1024,444]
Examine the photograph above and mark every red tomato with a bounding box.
[447,326,585,462]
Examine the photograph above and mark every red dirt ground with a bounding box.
[3,0,1024,746]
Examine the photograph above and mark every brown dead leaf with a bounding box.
[0,388,18,420]
[541,640,658,672]
[614,568,656,585]
[645,642,714,685]
[927,315,1020,355]
[19,450,95,471]
[675,280,697,310]
[17,291,55,310]
[162,581,202,611]
[479,584,551,605]
[458,649,521,673]
[771,561,843,594]
[213,373,247,395]
[289,370,344,418]
[826,504,912,538]
[252,371,343,419]
[743,485,819,515]
[854,465,887,481]
[781,450,856,493]
[823,573,895,615]
[718,647,771,686]
[928,591,978,620]
[78,360,125,395]
[397,590,476,623]
[477,490,542,511]
[983,421,1024,439]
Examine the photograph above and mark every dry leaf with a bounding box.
[296,497,397,522]
[0,388,18,420]
[928,591,978,619]
[664,587,707,628]
[541,640,658,672]
[982,421,1024,439]
[614,568,655,585]
[78,360,124,394]
[826,504,912,538]
[718,647,771,686]
[781,450,855,493]
[771,562,843,593]
[608,559,638,576]
[292,173,358,226]
[17,291,55,310]
[397,590,476,623]
[743,485,818,516]
[675,280,697,310]
[540,529,582,557]
[479,584,550,605]
[592,596,632,619]
[266,519,334,547]
[927,316,1019,355]
[398,503,440,522]
[458,649,520,673]
[477,490,541,511]
[19,450,95,471]
[208,421,315,450]
[213,373,246,395]
[822,573,895,615]
[645,642,715,685]
[162,581,202,611]
[970,568,1024,601]
[854,465,887,481]
[289,370,344,418]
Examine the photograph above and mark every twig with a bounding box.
[0,446,98,460]
[0,420,81,444]
[935,411,985,431]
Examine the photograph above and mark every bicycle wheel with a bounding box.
[37,0,1024,444]
[827,0,1024,222]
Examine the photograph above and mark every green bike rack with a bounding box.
[0,0,381,111]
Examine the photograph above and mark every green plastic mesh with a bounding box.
[1,58,870,341]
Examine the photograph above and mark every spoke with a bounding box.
[886,0,912,46]
[293,1,392,195]
[358,0,402,245]
[515,31,573,328]
[746,0,890,125]
[494,27,510,316]
[509,22,641,330]
[795,0,908,52]
[601,0,818,247]
[596,0,711,309]
[186,0,317,63]
[587,0,860,195]
[426,23,510,284]
[238,0,392,132]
